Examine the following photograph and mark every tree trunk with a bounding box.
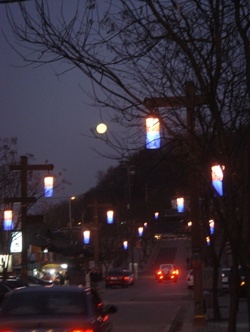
[228,257,239,332]
[212,265,221,320]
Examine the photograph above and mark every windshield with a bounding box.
[0,291,88,317]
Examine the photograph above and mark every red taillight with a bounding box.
[70,329,93,332]
[172,269,179,275]
[157,271,162,276]
[103,314,109,322]
[124,276,129,281]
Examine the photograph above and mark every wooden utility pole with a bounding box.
[7,156,54,282]
[144,81,207,326]
[87,200,113,267]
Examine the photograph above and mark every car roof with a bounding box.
[160,264,175,267]
[5,284,89,295]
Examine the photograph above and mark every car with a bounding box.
[105,269,135,288]
[155,264,179,283]
[0,285,117,332]
[186,269,194,289]
[0,283,13,304]
[27,275,53,286]
[0,277,29,290]
[221,266,246,296]
[221,268,231,290]
[123,270,135,285]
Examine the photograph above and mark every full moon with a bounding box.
[96,123,107,134]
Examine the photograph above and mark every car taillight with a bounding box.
[103,314,109,322]
[124,276,129,281]
[157,271,163,279]
[70,329,94,332]
[172,269,179,275]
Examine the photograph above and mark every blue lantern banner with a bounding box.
[123,240,128,250]
[146,116,161,149]
[176,197,184,213]
[138,227,143,237]
[83,230,90,244]
[44,176,54,197]
[4,210,14,231]
[211,165,224,196]
[107,210,114,224]
[209,219,215,235]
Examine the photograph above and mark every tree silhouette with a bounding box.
[4,1,250,328]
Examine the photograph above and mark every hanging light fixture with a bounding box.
[83,230,90,245]
[176,197,185,213]
[4,210,14,231]
[123,240,128,250]
[44,176,54,197]
[211,164,224,196]
[138,227,144,237]
[106,210,114,224]
[145,114,161,149]
[209,219,215,235]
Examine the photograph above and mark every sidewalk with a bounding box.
[174,293,249,331]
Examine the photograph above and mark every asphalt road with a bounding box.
[101,237,192,331]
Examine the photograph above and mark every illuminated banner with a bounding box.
[107,210,114,224]
[211,165,224,196]
[209,219,215,235]
[176,197,184,213]
[4,210,13,231]
[83,230,90,245]
[44,176,54,197]
[146,116,161,149]
[10,232,22,253]
[123,240,128,250]
[138,227,143,237]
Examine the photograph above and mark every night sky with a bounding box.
[0,2,118,199]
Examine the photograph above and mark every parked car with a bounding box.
[28,275,53,286]
[221,268,231,290]
[155,264,179,283]
[221,266,246,296]
[0,277,29,290]
[105,269,135,288]
[0,285,117,332]
[186,269,194,289]
[0,283,13,304]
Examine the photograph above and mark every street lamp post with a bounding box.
[87,200,113,266]
[6,156,54,282]
[69,196,76,229]
[144,81,207,326]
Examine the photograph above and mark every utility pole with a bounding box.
[144,81,207,326]
[6,156,54,282]
[88,199,113,267]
